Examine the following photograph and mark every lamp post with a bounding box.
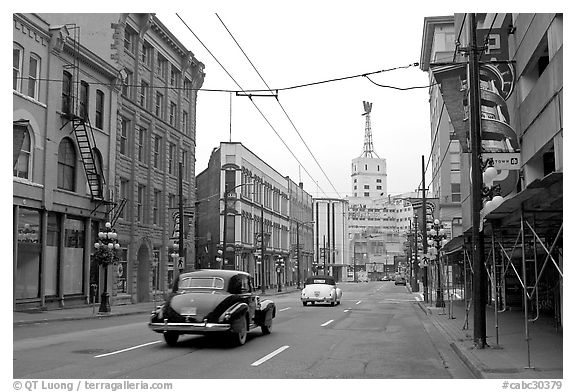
[275,256,285,292]
[428,219,448,308]
[94,221,120,314]
[170,242,180,284]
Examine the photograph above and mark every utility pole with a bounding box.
[222,187,228,270]
[178,163,185,275]
[260,203,265,294]
[420,155,429,302]
[296,221,301,289]
[468,12,487,348]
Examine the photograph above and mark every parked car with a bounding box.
[394,275,407,286]
[149,269,276,346]
[301,275,342,306]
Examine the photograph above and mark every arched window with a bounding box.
[13,125,31,179]
[57,138,76,191]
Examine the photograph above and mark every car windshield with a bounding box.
[179,276,225,290]
[305,276,335,285]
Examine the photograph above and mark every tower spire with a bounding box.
[361,101,379,158]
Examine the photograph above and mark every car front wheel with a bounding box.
[261,317,273,335]
[163,332,179,346]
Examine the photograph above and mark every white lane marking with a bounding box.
[343,309,350,313]
[321,319,334,327]
[278,307,291,312]
[355,300,362,305]
[251,345,290,367]
[94,341,161,358]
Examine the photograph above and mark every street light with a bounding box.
[93,221,120,313]
[275,256,285,292]
[428,219,448,308]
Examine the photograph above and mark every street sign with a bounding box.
[482,152,521,170]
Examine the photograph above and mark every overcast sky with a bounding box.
[156,2,435,199]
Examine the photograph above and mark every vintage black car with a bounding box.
[149,269,276,346]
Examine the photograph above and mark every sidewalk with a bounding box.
[412,288,563,379]
[13,287,300,326]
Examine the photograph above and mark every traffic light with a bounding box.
[216,245,223,264]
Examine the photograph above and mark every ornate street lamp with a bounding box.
[275,256,285,292]
[93,221,120,313]
[428,219,448,308]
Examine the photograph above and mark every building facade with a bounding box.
[196,142,314,290]
[313,198,349,281]
[13,14,120,310]
[420,13,563,327]
[35,13,205,305]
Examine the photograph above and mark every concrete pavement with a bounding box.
[13,283,563,379]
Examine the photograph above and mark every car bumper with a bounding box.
[302,297,334,303]
[149,321,231,334]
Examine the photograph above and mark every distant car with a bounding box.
[301,275,343,306]
[394,275,407,286]
[149,269,276,346]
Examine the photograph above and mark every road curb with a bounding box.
[13,309,153,326]
[449,342,485,379]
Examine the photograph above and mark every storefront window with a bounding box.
[116,248,128,294]
[45,213,60,296]
[15,208,42,299]
[63,218,85,295]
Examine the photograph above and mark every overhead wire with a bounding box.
[175,12,330,198]
[215,13,342,199]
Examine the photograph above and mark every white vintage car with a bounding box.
[301,275,342,306]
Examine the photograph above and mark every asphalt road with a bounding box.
[13,281,475,379]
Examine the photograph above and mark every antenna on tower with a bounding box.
[361,101,379,158]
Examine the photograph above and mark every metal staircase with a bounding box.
[69,115,103,200]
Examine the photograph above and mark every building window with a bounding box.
[140,80,148,108]
[137,184,146,223]
[28,54,40,99]
[170,67,178,86]
[62,71,73,115]
[141,42,152,66]
[155,92,163,117]
[376,179,382,183]
[365,164,368,170]
[182,110,188,133]
[153,135,162,169]
[124,26,136,54]
[79,81,89,120]
[57,138,76,191]
[13,44,23,92]
[120,117,130,155]
[168,193,175,209]
[95,90,104,129]
[376,186,382,190]
[137,127,146,163]
[14,127,31,179]
[119,178,129,219]
[451,183,461,203]
[122,70,133,98]
[153,189,161,225]
[168,142,176,175]
[156,54,167,79]
[183,78,192,100]
[169,101,177,126]
[364,185,369,189]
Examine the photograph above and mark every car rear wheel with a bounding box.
[302,301,308,306]
[163,332,179,346]
[231,316,248,346]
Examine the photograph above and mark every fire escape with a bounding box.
[60,24,126,225]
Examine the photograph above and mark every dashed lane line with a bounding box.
[251,345,290,367]
[355,300,362,305]
[321,319,334,327]
[278,307,291,312]
[94,341,161,358]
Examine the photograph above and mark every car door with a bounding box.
[242,275,257,322]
